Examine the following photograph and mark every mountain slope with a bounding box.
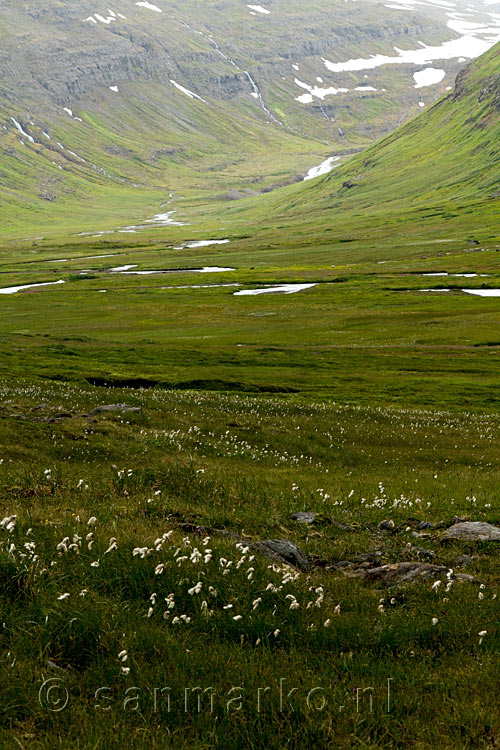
[1,0,500,239]
[1,31,500,406]
[211,40,500,260]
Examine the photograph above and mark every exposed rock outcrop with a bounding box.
[441,521,500,542]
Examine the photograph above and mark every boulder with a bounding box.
[289,512,317,525]
[351,562,474,585]
[377,520,395,531]
[253,539,309,570]
[441,521,500,542]
[418,521,433,530]
[87,404,141,417]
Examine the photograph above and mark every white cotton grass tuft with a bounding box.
[0,515,17,533]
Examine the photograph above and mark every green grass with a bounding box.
[2,28,500,750]
[1,252,500,409]
[1,382,500,748]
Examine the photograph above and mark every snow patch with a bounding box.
[234,284,317,296]
[295,78,349,101]
[414,67,446,87]
[462,289,500,296]
[10,117,34,143]
[0,280,65,295]
[136,1,162,11]
[176,240,231,249]
[304,156,339,181]
[185,266,234,273]
[170,80,206,102]
[322,35,496,72]
[95,13,113,23]
[117,267,235,275]
[296,93,314,104]
[247,5,271,14]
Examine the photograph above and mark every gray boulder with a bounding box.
[441,521,500,542]
[351,562,474,585]
[289,512,317,525]
[253,539,309,570]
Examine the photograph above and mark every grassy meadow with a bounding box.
[1,381,500,748]
[1,222,500,748]
[1,34,500,750]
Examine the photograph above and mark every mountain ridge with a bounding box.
[2,0,499,239]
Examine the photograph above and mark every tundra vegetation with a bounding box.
[1,7,500,750]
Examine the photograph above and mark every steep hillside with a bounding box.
[1,0,500,238]
[211,40,500,259]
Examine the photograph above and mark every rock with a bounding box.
[289,512,354,530]
[289,512,317,525]
[441,521,500,542]
[378,520,395,531]
[350,562,474,585]
[43,412,74,423]
[353,551,383,566]
[433,520,450,530]
[450,516,467,525]
[418,521,433,530]
[87,404,141,417]
[455,554,475,567]
[409,546,436,561]
[253,539,309,570]
[331,520,356,531]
